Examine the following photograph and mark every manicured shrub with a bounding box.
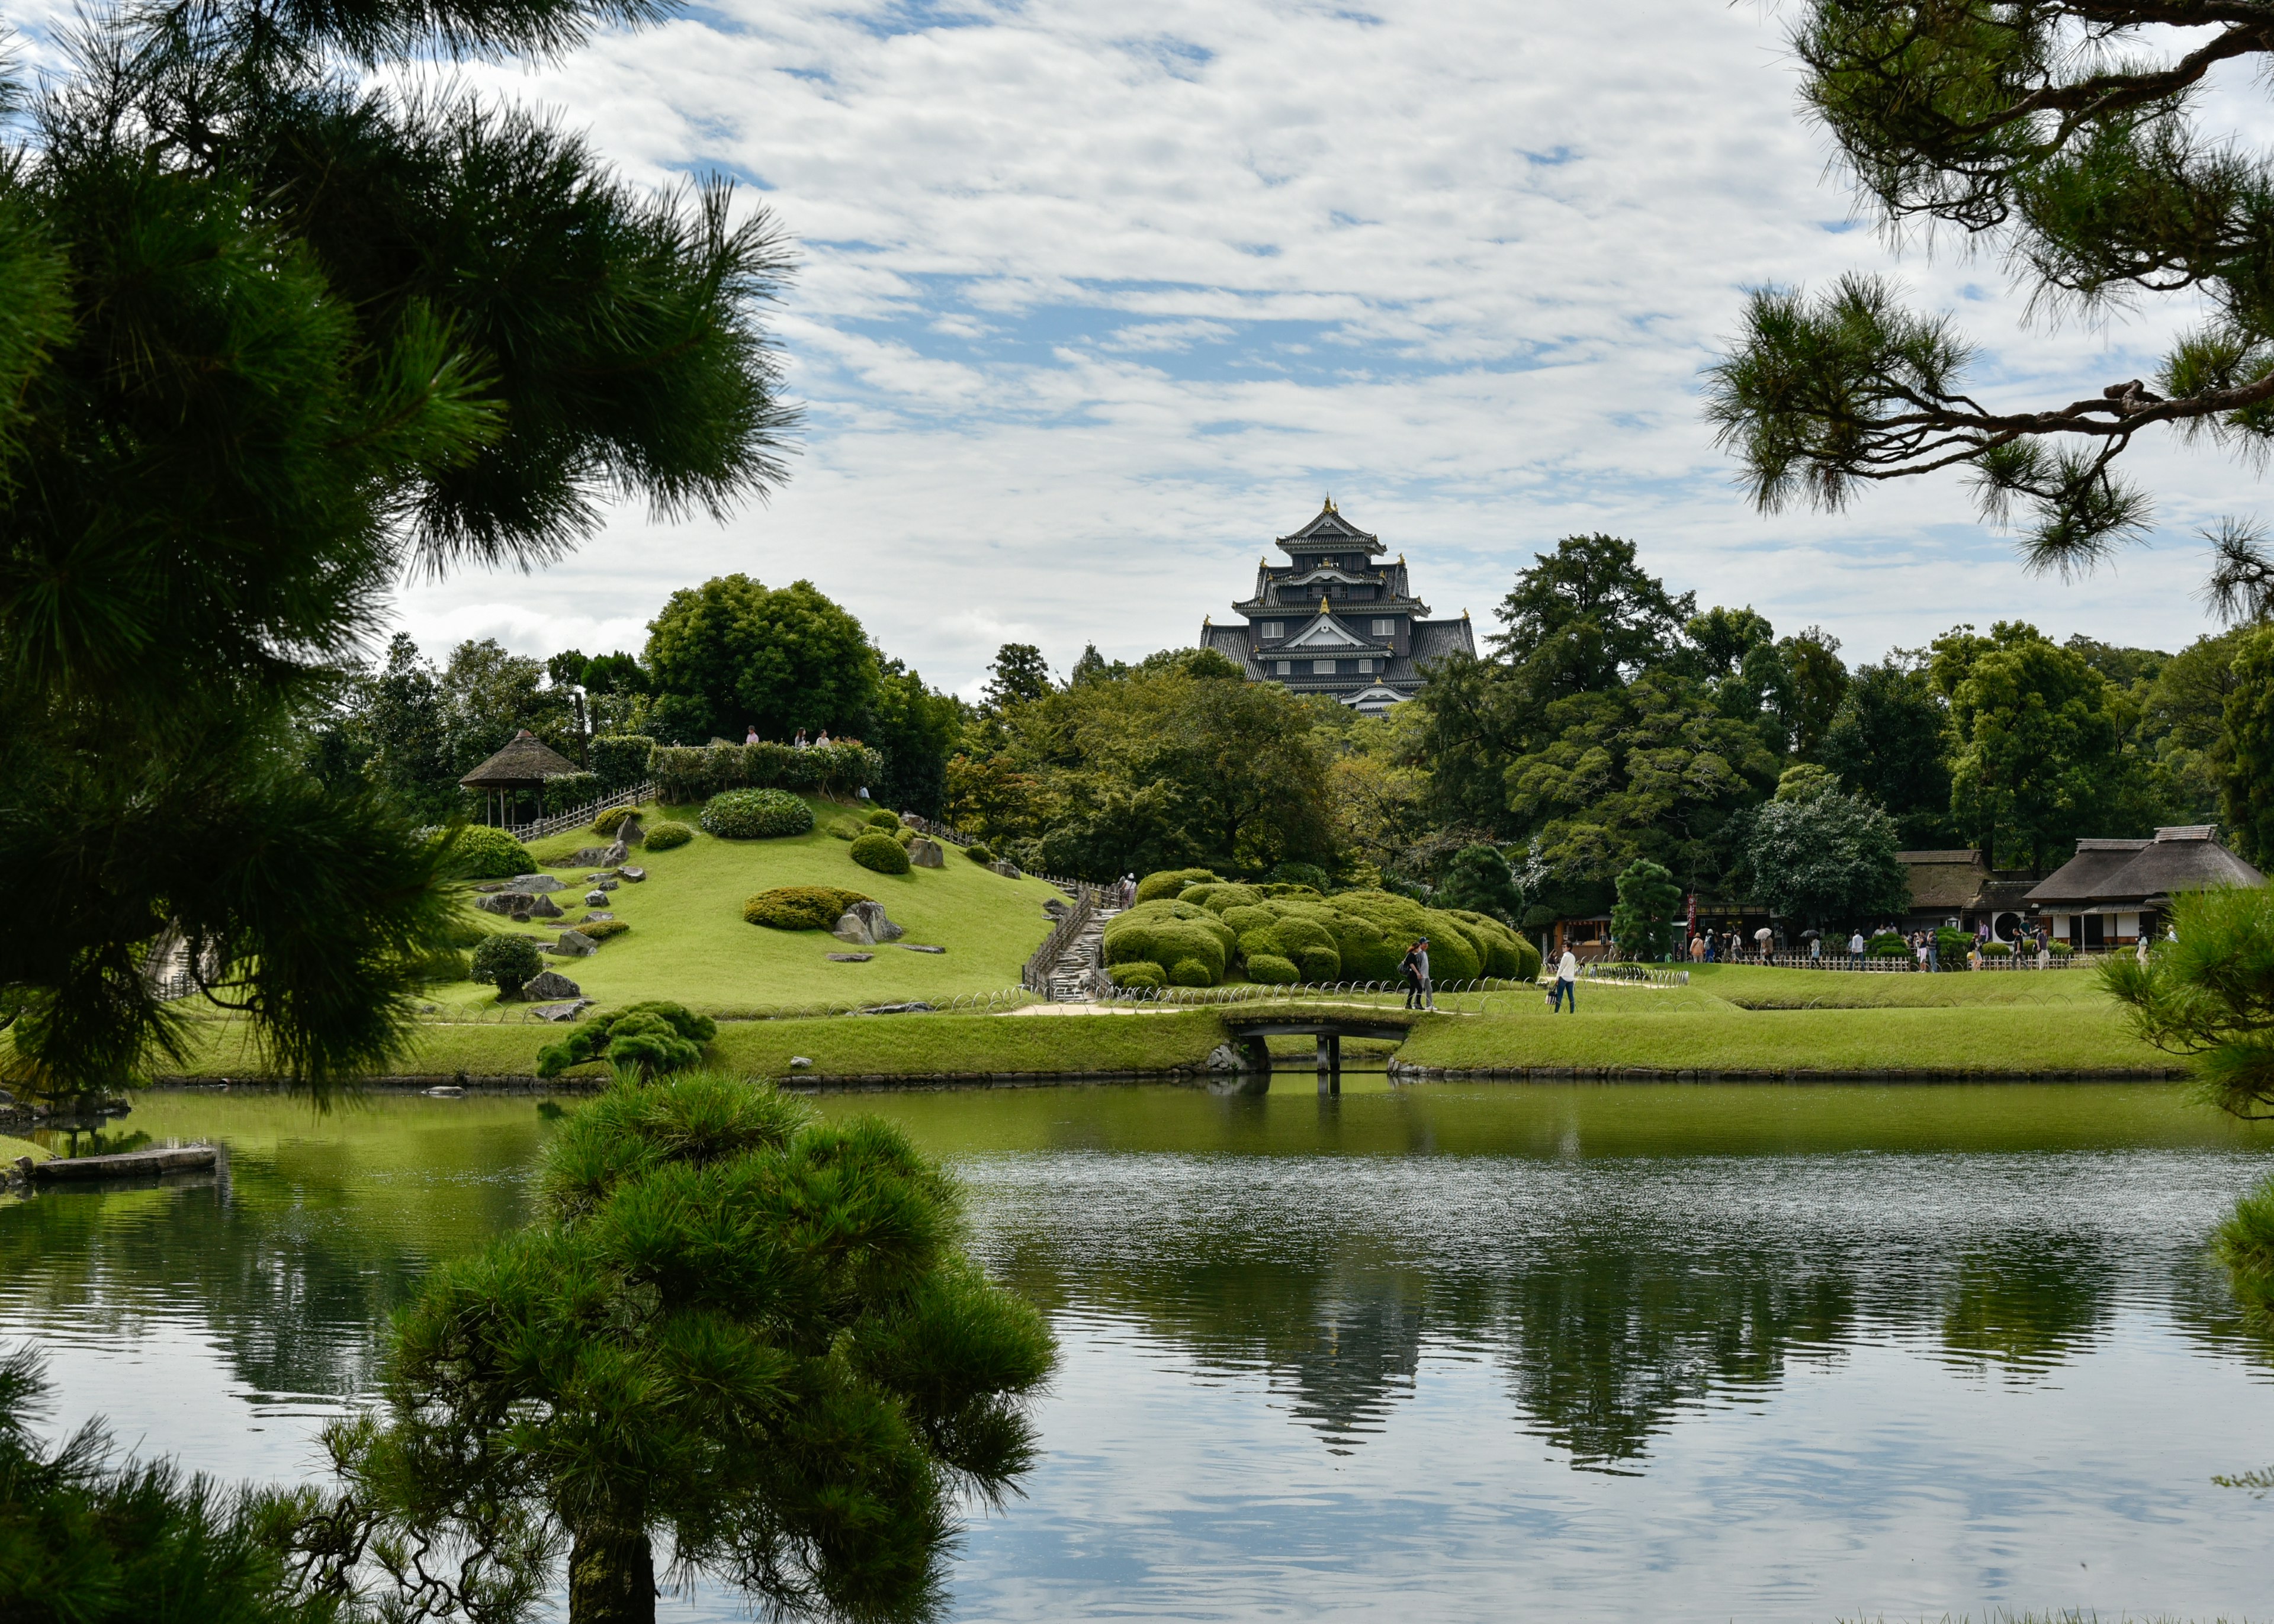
[1295,945,1341,982]
[588,734,656,793]
[471,934,544,998]
[542,770,600,815]
[594,805,641,836]
[866,808,901,830]
[1220,905,1275,935]
[1167,959,1215,988]
[1101,912,1226,985]
[1867,932,1910,957]
[1236,927,1285,963]
[850,831,911,875]
[1135,867,1217,905]
[743,885,874,931]
[1182,882,1265,913]
[1245,953,1299,985]
[642,819,694,850]
[1270,914,1337,958]
[1258,882,1326,900]
[1109,961,1165,989]
[2050,939,2074,956]
[648,740,884,803]
[1445,907,1534,979]
[965,842,995,863]
[827,819,863,840]
[893,825,917,847]
[1983,941,2012,957]
[439,825,537,881]
[580,920,629,942]
[702,787,815,840]
[536,1000,717,1080]
[1935,927,1976,968]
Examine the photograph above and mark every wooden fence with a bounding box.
[505,781,655,845]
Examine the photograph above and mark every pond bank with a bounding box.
[136,992,2182,1088]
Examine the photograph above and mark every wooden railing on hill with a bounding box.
[505,781,654,844]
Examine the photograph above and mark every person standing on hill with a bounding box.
[1553,947,1579,1012]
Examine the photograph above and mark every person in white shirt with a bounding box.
[1553,947,1579,1012]
[1848,930,1865,967]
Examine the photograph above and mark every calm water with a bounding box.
[5,1080,2273,1622]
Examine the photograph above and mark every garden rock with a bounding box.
[582,911,614,923]
[597,878,618,891]
[900,944,945,954]
[907,837,944,869]
[900,812,923,827]
[584,890,608,907]
[1043,899,1071,918]
[826,952,873,962]
[551,930,598,957]
[521,970,582,1001]
[989,860,1022,879]
[788,1056,812,1069]
[528,998,593,1022]
[832,911,874,947]
[841,901,904,943]
[617,867,645,883]
[503,874,566,894]
[568,841,628,867]
[524,895,564,919]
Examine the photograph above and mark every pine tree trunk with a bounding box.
[568,1530,656,1624]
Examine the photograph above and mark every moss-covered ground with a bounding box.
[427,798,1068,1014]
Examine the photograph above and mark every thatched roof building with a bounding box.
[2025,825,2265,947]
[459,729,579,790]
[1895,850,2036,938]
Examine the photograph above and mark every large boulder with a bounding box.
[847,901,904,942]
[521,969,582,1001]
[584,890,609,907]
[524,894,564,920]
[473,893,520,916]
[567,841,628,867]
[503,874,566,894]
[528,998,593,1022]
[551,930,598,957]
[989,860,1022,879]
[617,866,646,883]
[832,911,874,947]
[907,837,944,869]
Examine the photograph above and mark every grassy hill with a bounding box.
[426,799,1071,1015]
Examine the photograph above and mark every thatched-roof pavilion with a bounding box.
[460,729,580,826]
[2025,825,2266,947]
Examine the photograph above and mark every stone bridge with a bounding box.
[1217,1007,1424,1094]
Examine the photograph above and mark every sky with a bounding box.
[39,0,2274,695]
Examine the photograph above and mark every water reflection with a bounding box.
[4,1082,2273,1621]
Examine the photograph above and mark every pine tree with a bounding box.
[0,0,794,1099]
[1704,2,2274,603]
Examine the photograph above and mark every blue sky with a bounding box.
[43,0,2274,694]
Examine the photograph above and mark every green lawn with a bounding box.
[158,1009,1230,1085]
[1396,998,2173,1076]
[428,799,1069,1014]
[1675,962,2114,1009]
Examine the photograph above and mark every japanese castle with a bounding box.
[1199,499,1477,712]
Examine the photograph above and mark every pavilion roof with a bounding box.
[459,729,580,789]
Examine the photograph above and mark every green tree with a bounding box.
[1704,1,2274,593]
[1491,535,1695,699]
[984,644,1054,710]
[1738,780,1910,931]
[1,0,791,1098]
[328,1073,1055,1624]
[2136,629,2251,825]
[644,576,879,745]
[2220,628,2274,864]
[1931,622,2135,871]
[865,658,965,818]
[1610,858,1682,961]
[1820,657,1955,846]
[1435,844,1521,923]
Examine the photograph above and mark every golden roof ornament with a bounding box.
[1319,594,1331,614]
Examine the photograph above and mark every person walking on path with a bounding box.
[1401,940,1426,1010]
[1848,929,1866,968]
[1552,947,1579,1012]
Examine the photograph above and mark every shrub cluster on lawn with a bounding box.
[535,1001,717,1080]
[1104,870,1540,988]
[587,734,654,793]
[470,934,544,998]
[641,819,694,850]
[436,825,535,881]
[743,886,874,930]
[1108,961,1164,989]
[965,842,994,863]
[580,919,630,942]
[701,787,815,839]
[865,808,901,830]
[1867,931,1910,957]
[650,741,883,803]
[850,831,911,874]
[593,805,640,836]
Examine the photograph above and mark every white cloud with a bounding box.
[347,1,2274,681]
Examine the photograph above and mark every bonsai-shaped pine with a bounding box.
[1608,859,1682,963]
[537,1002,718,1081]
[316,1073,1056,1624]
[470,935,545,1001]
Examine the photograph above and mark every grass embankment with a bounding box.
[159,1009,1231,1085]
[427,798,1067,1013]
[1396,968,2172,1076]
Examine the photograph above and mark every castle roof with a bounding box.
[1276,498,1385,556]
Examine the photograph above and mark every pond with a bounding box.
[4,1079,2273,1622]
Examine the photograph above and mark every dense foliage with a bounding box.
[2105,886,2274,1120]
[1738,777,1910,932]
[469,935,544,999]
[651,741,884,804]
[699,788,815,840]
[1609,858,1683,963]
[326,1073,1056,1624]
[850,832,913,875]
[433,827,535,882]
[743,886,873,931]
[534,1002,716,1080]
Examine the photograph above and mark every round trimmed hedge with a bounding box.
[701,788,815,840]
[1109,961,1165,989]
[593,805,640,837]
[1167,959,1215,988]
[965,842,995,863]
[866,808,902,830]
[470,934,544,997]
[1135,867,1217,905]
[579,919,630,942]
[1101,901,1232,986]
[743,885,873,931]
[441,825,535,882]
[641,819,693,850]
[1245,953,1298,985]
[849,831,911,875]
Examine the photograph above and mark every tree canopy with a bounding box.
[1705,0,2274,597]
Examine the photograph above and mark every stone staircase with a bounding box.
[1044,893,1120,1001]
